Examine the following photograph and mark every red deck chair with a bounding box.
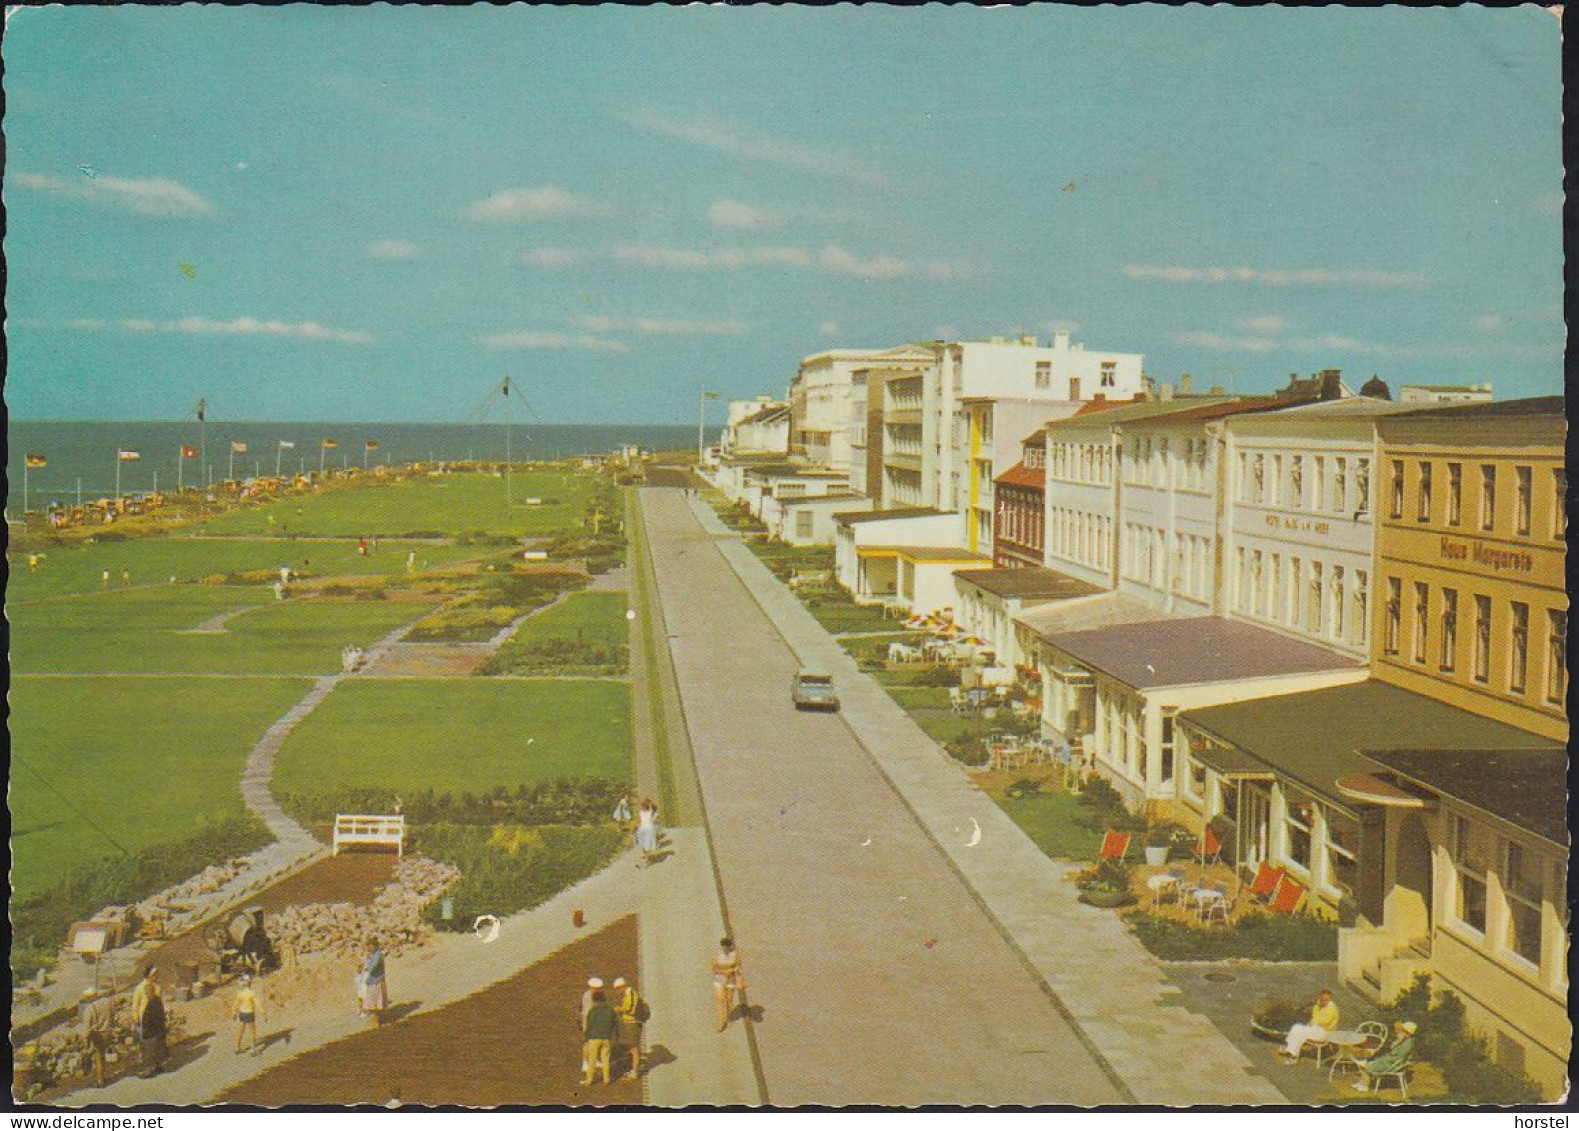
[1247,861,1286,903]
[1098,829,1133,863]
[1268,874,1308,915]
[1192,827,1223,867]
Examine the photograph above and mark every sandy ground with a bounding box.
[218,916,643,1107]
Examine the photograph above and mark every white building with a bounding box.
[789,347,933,474]
[722,399,790,457]
[833,507,966,608]
[1398,383,1494,405]
[1221,398,1416,658]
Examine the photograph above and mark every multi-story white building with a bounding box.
[1398,382,1494,405]
[1221,398,1416,658]
[962,397,1087,556]
[721,398,790,457]
[788,347,932,474]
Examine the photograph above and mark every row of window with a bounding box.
[1383,580,1567,705]
[1125,435,1213,492]
[996,487,1044,550]
[1232,548,1371,649]
[1048,439,1114,485]
[1451,814,1554,975]
[1049,506,1111,570]
[1237,450,1372,516]
[1388,460,1563,540]
[1121,523,1213,603]
[1037,360,1119,392]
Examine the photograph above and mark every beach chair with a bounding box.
[1192,827,1223,868]
[1098,829,1132,864]
[1268,874,1308,915]
[1247,861,1287,904]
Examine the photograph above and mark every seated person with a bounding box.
[1281,989,1340,1062]
[1352,1020,1417,1091]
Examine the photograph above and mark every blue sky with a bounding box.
[4,5,1563,423]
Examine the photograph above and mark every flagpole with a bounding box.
[320,442,327,476]
[178,446,184,493]
[276,444,283,478]
[229,448,236,482]
[115,452,122,504]
[23,461,29,517]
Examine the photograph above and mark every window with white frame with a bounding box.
[1035,361,1051,389]
[1288,558,1303,626]
[1417,461,1433,522]
[1315,455,1327,511]
[1413,582,1430,665]
[1325,811,1359,896]
[795,511,815,539]
[1331,566,1346,641]
[1284,791,1316,876]
[1290,455,1304,507]
[1384,577,1401,655]
[1503,839,1544,968]
[1100,361,1116,387]
[1451,814,1489,935]
[1440,588,1458,672]
[1480,464,1497,531]
[1356,458,1370,514]
[1473,594,1491,683]
[1308,563,1324,634]
[1515,465,1532,535]
[1159,708,1177,785]
[1352,570,1368,648]
[1546,608,1566,706]
[1333,457,1347,514]
[1447,462,1463,526]
[1510,601,1529,694]
[1389,459,1404,519]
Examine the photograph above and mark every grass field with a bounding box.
[9,589,437,674]
[9,676,311,899]
[481,590,629,675]
[7,537,488,603]
[185,471,594,538]
[272,679,633,800]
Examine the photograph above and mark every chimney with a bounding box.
[1159,382,1174,402]
[1053,329,1071,350]
[1179,373,1192,395]
[1318,368,1343,400]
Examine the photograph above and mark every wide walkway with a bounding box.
[670,488,1287,1105]
[642,489,1122,1106]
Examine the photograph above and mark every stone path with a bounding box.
[682,490,1289,1106]
[180,605,265,634]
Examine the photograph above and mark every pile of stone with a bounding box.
[136,858,251,919]
[269,856,461,960]
[15,1000,185,1100]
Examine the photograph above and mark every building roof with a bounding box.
[858,545,990,563]
[1015,592,1172,640]
[952,567,1101,601]
[1050,396,1242,430]
[1180,681,1553,812]
[1042,616,1360,690]
[1362,747,1568,846]
[1227,397,1421,425]
[995,461,1045,490]
[781,492,867,508]
[834,507,947,526]
[1391,395,1563,420]
[742,463,848,479]
[1398,383,1494,393]
[736,404,790,426]
[1119,397,1286,428]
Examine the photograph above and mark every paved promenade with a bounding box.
[674,489,1287,1106]
[642,489,1123,1106]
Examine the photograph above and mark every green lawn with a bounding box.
[9,588,435,674]
[273,679,633,800]
[9,676,311,899]
[804,593,904,634]
[184,472,595,538]
[996,791,1106,861]
[481,591,630,675]
[512,591,628,647]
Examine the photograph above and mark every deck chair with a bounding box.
[1268,874,1308,915]
[1192,827,1223,867]
[1098,829,1132,863]
[1247,861,1287,904]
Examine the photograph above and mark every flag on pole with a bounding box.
[118,450,142,461]
[194,398,207,423]
[703,391,720,400]
[231,441,248,454]
[278,440,296,449]
[25,453,47,468]
[182,445,199,458]
[322,438,339,449]
[365,441,381,451]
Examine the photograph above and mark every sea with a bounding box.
[5,420,700,510]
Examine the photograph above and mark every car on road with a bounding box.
[791,669,840,711]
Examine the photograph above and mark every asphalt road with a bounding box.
[642,488,1123,1106]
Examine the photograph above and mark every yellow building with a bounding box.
[1371,396,1567,741]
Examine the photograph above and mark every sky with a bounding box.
[3,5,1564,423]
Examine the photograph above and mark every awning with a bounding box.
[1335,772,1434,809]
[1191,742,1273,779]
[1049,664,1094,685]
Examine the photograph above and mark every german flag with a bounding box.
[25,453,47,468]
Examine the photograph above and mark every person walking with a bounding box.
[357,940,389,1025]
[711,937,745,1032]
[635,799,660,868]
[78,987,113,1087]
[611,793,633,828]
[612,976,645,1080]
[579,977,604,1075]
[581,989,617,1086]
[233,974,263,1054]
[1281,989,1340,1062]
[138,978,169,1077]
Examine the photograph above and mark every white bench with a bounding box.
[332,814,405,856]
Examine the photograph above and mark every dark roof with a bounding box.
[736,404,789,426]
[1394,395,1563,420]
[1180,681,1553,811]
[1120,397,1285,427]
[952,567,1100,601]
[995,461,1045,489]
[1362,748,1568,847]
[859,545,990,563]
[1054,397,1242,428]
[834,507,947,526]
[742,463,847,479]
[1042,616,1359,690]
[1016,592,1172,639]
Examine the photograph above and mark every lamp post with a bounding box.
[698,390,720,466]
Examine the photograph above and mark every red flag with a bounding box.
[181,445,199,459]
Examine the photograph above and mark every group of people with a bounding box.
[612,794,663,867]
[1281,989,1418,1090]
[579,975,646,1085]
[75,968,171,1085]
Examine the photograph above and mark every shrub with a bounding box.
[1441,1035,1542,1104]
[1004,777,1044,799]
[1075,858,1131,894]
[418,823,626,928]
[279,778,628,828]
[945,735,990,767]
[478,637,628,677]
[1078,776,1126,814]
[1123,909,1338,961]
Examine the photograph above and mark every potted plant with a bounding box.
[1252,1000,1305,1042]
[1143,825,1173,867]
[1076,858,1136,908]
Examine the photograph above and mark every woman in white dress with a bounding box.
[635,798,660,867]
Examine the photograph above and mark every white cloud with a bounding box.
[621,110,885,187]
[482,330,628,352]
[820,244,914,279]
[576,315,748,336]
[1473,313,1506,333]
[1128,264,1425,288]
[523,248,583,266]
[1169,327,1555,362]
[707,199,782,230]
[369,240,419,261]
[613,245,812,270]
[1170,330,1281,353]
[467,187,593,222]
[819,321,841,337]
[1236,315,1290,334]
[15,172,213,217]
[74,315,374,344]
